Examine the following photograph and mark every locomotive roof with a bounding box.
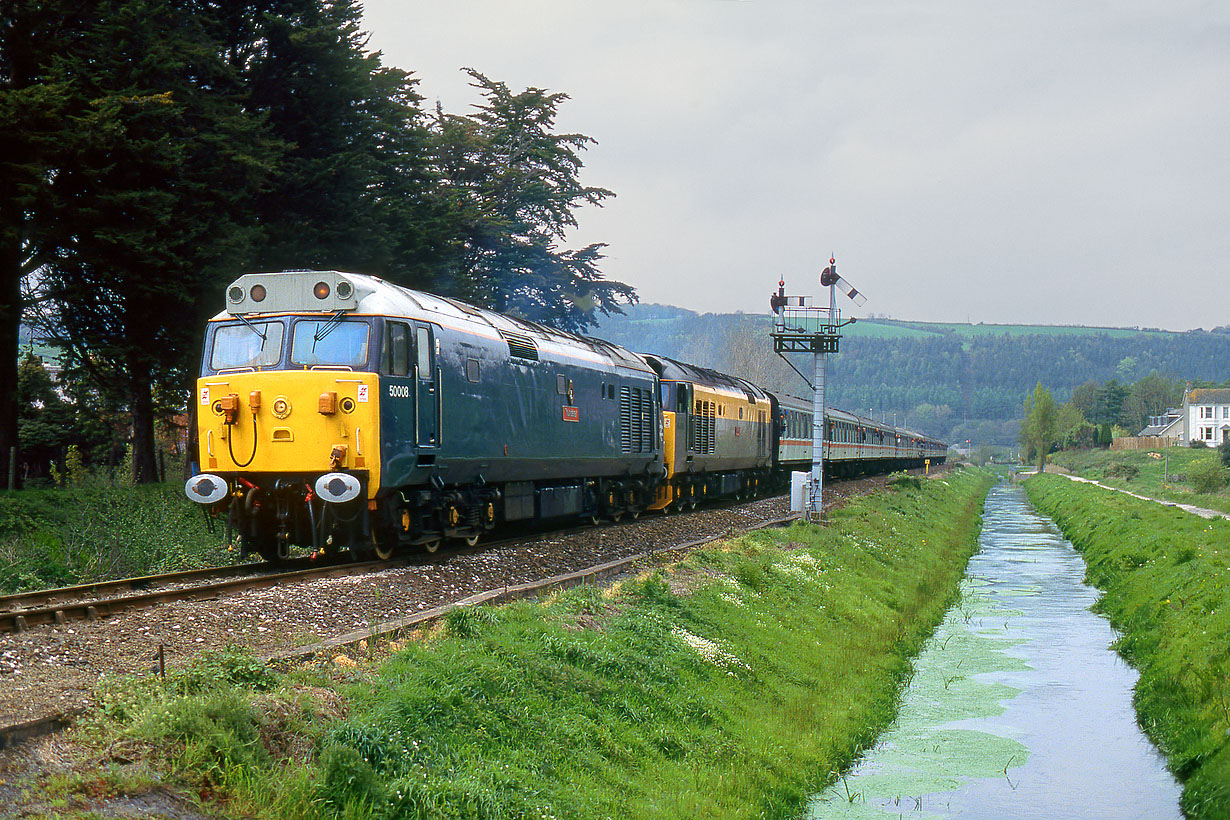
[638,354,767,401]
[211,270,654,375]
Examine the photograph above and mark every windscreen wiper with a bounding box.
[313,311,346,343]
[235,314,267,342]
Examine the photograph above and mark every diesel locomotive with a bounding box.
[185,270,946,561]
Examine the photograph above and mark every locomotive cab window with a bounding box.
[415,326,432,378]
[466,358,480,383]
[291,319,369,368]
[211,321,284,371]
[382,321,411,376]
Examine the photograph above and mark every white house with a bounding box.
[1183,388,1230,446]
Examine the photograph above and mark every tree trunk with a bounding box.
[0,223,21,490]
[128,360,158,484]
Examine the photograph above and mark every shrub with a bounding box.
[1220,437,1230,468]
[1104,463,1140,481]
[1188,458,1228,494]
[1189,439,1208,448]
[888,472,923,491]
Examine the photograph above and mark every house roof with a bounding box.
[1187,388,1230,404]
[1139,416,1183,437]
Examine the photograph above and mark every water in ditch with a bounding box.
[806,483,1183,820]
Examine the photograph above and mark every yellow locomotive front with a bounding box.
[185,272,384,561]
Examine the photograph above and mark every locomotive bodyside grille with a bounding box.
[500,331,539,361]
[619,386,655,453]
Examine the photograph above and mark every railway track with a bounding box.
[0,468,942,636]
[0,524,605,634]
[0,557,394,634]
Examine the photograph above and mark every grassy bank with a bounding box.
[1026,474,1230,820]
[0,480,232,592]
[23,469,992,820]
[1050,447,1230,515]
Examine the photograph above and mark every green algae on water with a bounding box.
[807,581,1031,818]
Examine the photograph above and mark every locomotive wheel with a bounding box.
[370,536,394,561]
[610,511,623,523]
[590,513,602,526]
[422,538,441,554]
[464,534,480,547]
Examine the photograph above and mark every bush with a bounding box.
[1189,439,1208,448]
[1188,458,1228,494]
[1104,463,1140,481]
[1220,437,1230,468]
[888,472,923,491]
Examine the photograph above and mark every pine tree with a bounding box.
[38,0,278,483]
[0,0,103,488]
[236,0,445,286]
[431,69,634,332]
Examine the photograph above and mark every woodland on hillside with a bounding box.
[593,306,1230,447]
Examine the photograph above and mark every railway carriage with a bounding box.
[766,392,947,478]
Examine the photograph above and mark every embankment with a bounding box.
[18,469,993,820]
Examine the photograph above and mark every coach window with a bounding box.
[383,322,411,376]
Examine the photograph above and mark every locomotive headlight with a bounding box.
[184,474,228,505]
[228,285,244,303]
[313,281,331,300]
[249,283,267,302]
[315,472,361,504]
[335,279,353,300]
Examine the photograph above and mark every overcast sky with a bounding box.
[361,1,1229,330]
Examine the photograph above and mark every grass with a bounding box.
[25,468,994,820]
[0,475,240,592]
[1050,446,1230,515]
[1025,474,1230,820]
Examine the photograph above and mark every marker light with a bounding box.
[313,281,331,299]
[228,286,244,303]
[336,280,353,299]
[249,284,267,302]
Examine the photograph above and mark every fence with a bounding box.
[1111,436,1179,451]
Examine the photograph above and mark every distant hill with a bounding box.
[592,306,1230,446]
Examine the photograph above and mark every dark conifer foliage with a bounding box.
[0,0,105,487]
[3,1,628,483]
[36,0,278,484]
[431,69,634,333]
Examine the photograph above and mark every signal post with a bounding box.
[770,258,863,522]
